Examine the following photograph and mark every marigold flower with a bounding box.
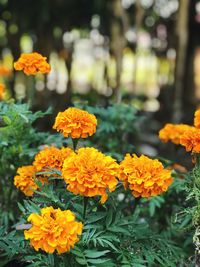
[180,127,200,153]
[194,109,200,129]
[62,147,119,203]
[53,107,97,139]
[24,206,83,254]
[14,52,51,75]
[0,65,11,77]
[159,123,193,145]
[0,83,5,100]
[14,165,46,196]
[33,146,73,173]
[119,154,173,198]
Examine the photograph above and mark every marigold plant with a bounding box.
[24,206,83,254]
[14,165,46,196]
[62,147,119,203]
[119,154,173,197]
[53,107,97,139]
[33,146,73,172]
[159,123,193,145]
[14,52,51,75]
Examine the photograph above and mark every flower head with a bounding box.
[0,65,11,77]
[62,147,119,203]
[180,127,200,153]
[53,107,97,139]
[159,123,193,145]
[33,146,73,173]
[194,109,200,129]
[0,83,5,100]
[24,206,83,254]
[14,165,46,196]
[119,154,173,198]
[14,52,51,75]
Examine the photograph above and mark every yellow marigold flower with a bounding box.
[33,146,73,172]
[14,52,51,75]
[0,83,5,100]
[62,147,119,203]
[24,206,83,254]
[180,127,200,153]
[53,107,97,139]
[14,165,46,196]
[194,109,200,129]
[159,123,193,145]
[119,154,173,198]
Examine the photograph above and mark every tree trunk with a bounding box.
[108,0,128,103]
[172,0,190,122]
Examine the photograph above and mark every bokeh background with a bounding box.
[0,0,199,165]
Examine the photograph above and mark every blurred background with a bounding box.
[0,0,199,164]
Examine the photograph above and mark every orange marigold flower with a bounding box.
[180,127,200,153]
[159,123,193,145]
[194,109,200,129]
[14,52,51,75]
[24,206,83,254]
[0,65,11,77]
[0,83,5,100]
[62,147,119,203]
[33,146,73,173]
[53,107,97,139]
[14,165,46,196]
[119,154,173,198]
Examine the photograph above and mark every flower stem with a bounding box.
[72,139,78,151]
[132,197,140,214]
[83,197,88,220]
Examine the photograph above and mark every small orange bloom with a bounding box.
[62,147,119,203]
[0,83,5,100]
[119,154,173,198]
[159,123,193,145]
[14,52,51,75]
[194,109,200,129]
[33,146,73,173]
[180,127,200,153]
[14,165,46,196]
[24,206,83,254]
[0,65,11,77]
[53,107,97,139]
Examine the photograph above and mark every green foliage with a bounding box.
[82,103,141,160]
[0,101,63,228]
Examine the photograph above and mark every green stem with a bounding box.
[72,138,78,151]
[83,197,89,220]
[132,197,140,214]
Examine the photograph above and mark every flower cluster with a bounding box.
[14,165,46,196]
[53,107,97,139]
[24,207,83,254]
[33,146,73,172]
[159,123,193,145]
[14,52,51,75]
[0,83,5,100]
[119,154,173,198]
[159,108,200,154]
[62,147,119,203]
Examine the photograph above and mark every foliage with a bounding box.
[82,103,141,160]
[0,101,63,228]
